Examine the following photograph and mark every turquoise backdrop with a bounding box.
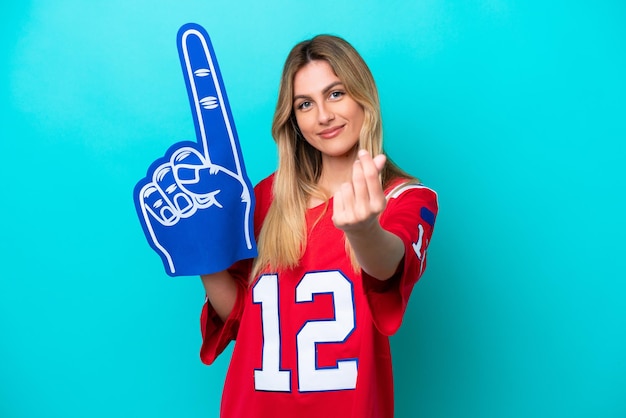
[1,1,624,417]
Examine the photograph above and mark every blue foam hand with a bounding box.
[133,23,257,277]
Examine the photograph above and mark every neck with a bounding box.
[317,148,358,196]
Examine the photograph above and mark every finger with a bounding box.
[177,23,242,178]
[337,182,355,221]
[372,154,387,172]
[357,150,385,205]
[153,163,196,218]
[139,181,179,227]
[357,150,386,173]
[351,159,369,209]
[357,150,384,176]
[170,147,210,193]
[136,180,177,273]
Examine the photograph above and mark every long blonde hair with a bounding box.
[251,34,412,279]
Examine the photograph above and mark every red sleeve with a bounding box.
[362,184,438,336]
[198,174,275,364]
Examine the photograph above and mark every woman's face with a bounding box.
[292,60,365,160]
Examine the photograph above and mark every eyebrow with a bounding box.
[293,81,345,103]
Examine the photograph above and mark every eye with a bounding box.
[329,90,345,100]
[297,101,312,110]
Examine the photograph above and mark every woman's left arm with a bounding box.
[333,150,405,280]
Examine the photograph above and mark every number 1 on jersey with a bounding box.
[252,273,291,391]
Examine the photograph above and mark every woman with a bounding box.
[199,34,438,418]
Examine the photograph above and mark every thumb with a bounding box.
[373,154,387,172]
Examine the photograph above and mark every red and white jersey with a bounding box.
[200,174,438,418]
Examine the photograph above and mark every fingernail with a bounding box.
[358,149,368,157]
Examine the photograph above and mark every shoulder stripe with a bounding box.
[386,182,438,201]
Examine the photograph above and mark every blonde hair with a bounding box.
[251,34,412,279]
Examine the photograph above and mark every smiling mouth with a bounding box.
[318,125,344,139]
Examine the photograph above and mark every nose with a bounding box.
[317,103,334,124]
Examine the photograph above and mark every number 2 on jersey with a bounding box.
[252,270,358,392]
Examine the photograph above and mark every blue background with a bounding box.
[1,1,624,417]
